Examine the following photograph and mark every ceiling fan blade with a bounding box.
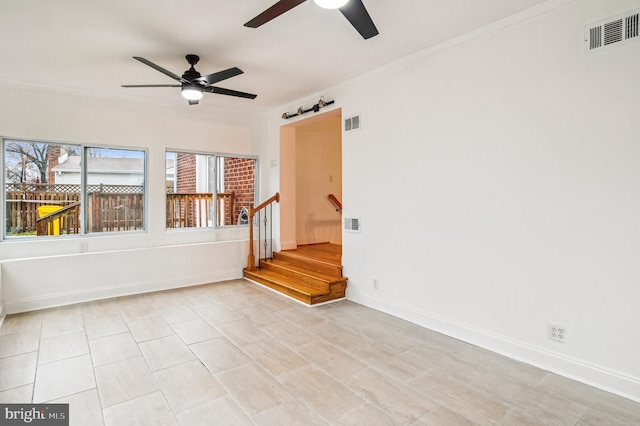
[196,67,244,86]
[121,84,181,88]
[188,100,199,106]
[205,86,257,99]
[244,0,307,28]
[133,57,189,83]
[339,0,379,40]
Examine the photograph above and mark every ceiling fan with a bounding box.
[121,55,257,105]
[245,0,379,40]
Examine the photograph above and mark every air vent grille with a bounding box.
[344,217,360,233]
[352,115,360,130]
[344,114,361,132]
[589,26,602,49]
[628,14,639,39]
[585,9,640,53]
[604,19,623,45]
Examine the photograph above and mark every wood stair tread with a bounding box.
[273,251,343,278]
[243,268,328,296]
[282,242,342,264]
[261,259,346,284]
[279,250,340,267]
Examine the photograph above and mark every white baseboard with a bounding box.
[5,269,241,314]
[348,290,640,404]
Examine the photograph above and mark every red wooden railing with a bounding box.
[328,194,342,212]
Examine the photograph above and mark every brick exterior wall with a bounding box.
[176,153,197,193]
[223,157,255,225]
[47,146,61,184]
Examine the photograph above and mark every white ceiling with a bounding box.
[1,0,547,110]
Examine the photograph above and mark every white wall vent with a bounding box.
[585,9,639,54]
[344,217,360,233]
[344,114,361,132]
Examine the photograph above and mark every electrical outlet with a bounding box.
[373,278,379,290]
[548,323,567,343]
[79,242,88,253]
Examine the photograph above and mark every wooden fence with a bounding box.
[6,184,81,235]
[87,192,144,233]
[6,184,241,235]
[6,183,144,235]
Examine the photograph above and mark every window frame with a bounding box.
[82,145,148,235]
[1,137,149,240]
[164,148,259,231]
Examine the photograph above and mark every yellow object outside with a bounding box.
[37,205,63,235]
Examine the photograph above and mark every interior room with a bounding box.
[1,0,639,424]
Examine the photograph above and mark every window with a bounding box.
[165,152,213,228]
[166,151,256,228]
[3,138,146,238]
[85,148,146,233]
[217,155,256,226]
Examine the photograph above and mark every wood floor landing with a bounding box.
[282,243,342,266]
[243,243,347,305]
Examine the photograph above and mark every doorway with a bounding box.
[279,108,342,251]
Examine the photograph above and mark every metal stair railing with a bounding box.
[247,192,280,271]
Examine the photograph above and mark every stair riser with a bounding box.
[260,262,331,290]
[246,273,346,306]
[244,273,312,305]
[311,283,347,305]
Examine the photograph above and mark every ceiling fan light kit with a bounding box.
[313,0,349,9]
[181,83,203,101]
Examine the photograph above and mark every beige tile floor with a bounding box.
[0,279,639,425]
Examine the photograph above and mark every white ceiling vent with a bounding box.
[344,114,361,132]
[344,217,360,233]
[585,9,639,54]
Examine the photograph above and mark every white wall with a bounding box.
[0,263,4,327]
[265,0,640,401]
[0,83,265,313]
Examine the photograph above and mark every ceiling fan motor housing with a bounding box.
[183,55,202,80]
[183,69,201,80]
[185,54,200,66]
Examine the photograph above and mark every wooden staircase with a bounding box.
[243,243,347,305]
